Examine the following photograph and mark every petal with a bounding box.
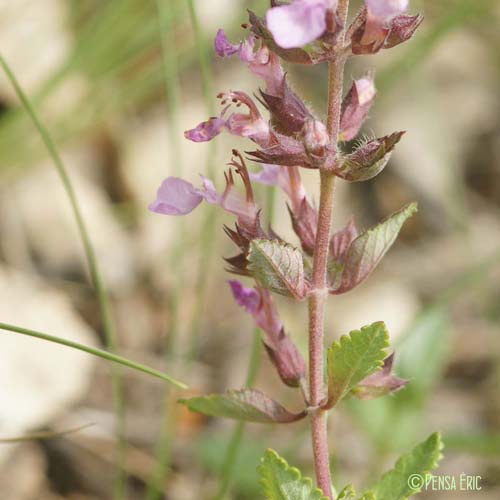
[355,77,377,105]
[184,117,225,142]
[266,0,328,49]
[228,280,261,314]
[214,29,240,57]
[249,164,281,187]
[365,0,408,20]
[238,36,257,63]
[198,175,221,204]
[149,177,203,216]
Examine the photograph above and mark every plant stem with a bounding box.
[0,322,187,388]
[308,170,335,499]
[0,53,127,499]
[308,1,349,496]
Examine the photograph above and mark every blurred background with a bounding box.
[0,0,499,498]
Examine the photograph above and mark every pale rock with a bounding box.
[0,0,70,101]
[0,147,135,291]
[327,280,420,342]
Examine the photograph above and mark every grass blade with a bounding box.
[0,322,187,388]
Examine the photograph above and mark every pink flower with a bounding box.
[250,164,306,212]
[214,29,240,57]
[185,92,271,148]
[266,0,337,49]
[229,280,282,337]
[150,158,258,227]
[149,177,219,216]
[184,117,226,143]
[222,92,270,146]
[228,280,306,387]
[229,280,261,314]
[214,31,285,95]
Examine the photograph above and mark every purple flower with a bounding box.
[229,281,282,335]
[150,151,262,239]
[184,117,225,143]
[185,92,271,148]
[223,92,270,145]
[228,280,261,314]
[214,31,284,95]
[266,0,336,49]
[250,164,306,212]
[228,280,306,387]
[149,178,205,216]
[214,29,240,57]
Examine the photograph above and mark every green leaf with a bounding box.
[360,432,444,500]
[179,389,306,424]
[248,239,306,300]
[337,484,356,499]
[327,322,390,408]
[258,448,329,500]
[330,203,418,295]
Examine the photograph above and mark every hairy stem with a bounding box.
[308,2,349,496]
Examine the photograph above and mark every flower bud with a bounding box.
[303,119,329,158]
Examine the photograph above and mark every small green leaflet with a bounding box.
[248,239,306,300]
[258,449,329,500]
[327,322,389,408]
[179,389,306,424]
[359,433,444,500]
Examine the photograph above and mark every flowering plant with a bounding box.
[151,1,441,498]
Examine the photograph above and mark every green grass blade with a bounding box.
[0,52,128,499]
[0,322,187,388]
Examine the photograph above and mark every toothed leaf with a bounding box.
[258,448,329,499]
[179,389,306,424]
[249,239,306,300]
[360,433,444,500]
[327,322,390,408]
